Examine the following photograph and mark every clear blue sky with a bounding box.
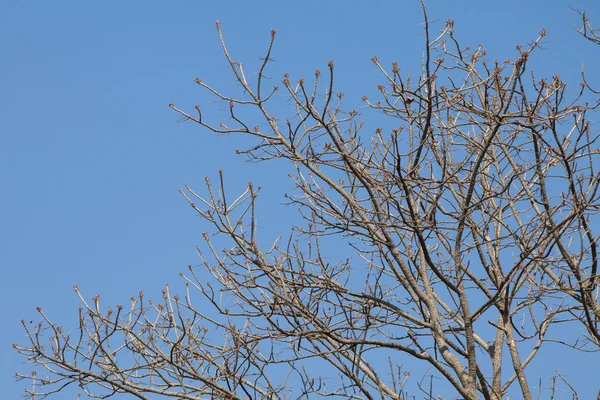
[2,1,599,398]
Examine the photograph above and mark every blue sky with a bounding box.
[2,1,599,398]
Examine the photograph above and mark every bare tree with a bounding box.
[15,4,600,400]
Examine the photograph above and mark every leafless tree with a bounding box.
[15,4,600,400]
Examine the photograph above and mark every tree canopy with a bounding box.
[15,4,600,399]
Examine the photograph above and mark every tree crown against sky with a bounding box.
[11,2,600,400]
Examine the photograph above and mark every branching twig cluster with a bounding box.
[15,6,600,400]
